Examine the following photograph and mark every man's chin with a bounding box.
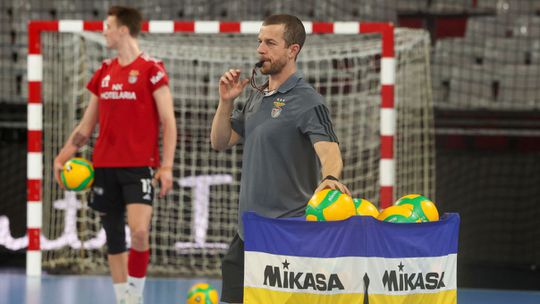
[260,64,277,75]
[261,68,280,76]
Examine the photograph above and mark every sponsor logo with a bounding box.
[150,71,164,85]
[112,83,123,91]
[101,75,110,88]
[100,91,137,100]
[128,70,139,84]
[382,262,446,292]
[263,260,345,291]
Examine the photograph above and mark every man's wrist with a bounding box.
[322,175,339,182]
[219,97,234,104]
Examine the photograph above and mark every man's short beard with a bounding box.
[261,58,287,75]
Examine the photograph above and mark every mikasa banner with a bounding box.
[243,212,459,304]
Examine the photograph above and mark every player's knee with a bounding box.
[130,228,149,250]
[101,213,127,254]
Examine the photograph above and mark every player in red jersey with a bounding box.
[53,6,176,304]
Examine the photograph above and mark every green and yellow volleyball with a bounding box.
[395,194,439,222]
[353,198,379,218]
[60,157,94,191]
[305,189,356,221]
[186,283,219,304]
[377,205,421,223]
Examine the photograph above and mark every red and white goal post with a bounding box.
[26,20,434,277]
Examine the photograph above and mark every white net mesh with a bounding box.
[41,28,435,275]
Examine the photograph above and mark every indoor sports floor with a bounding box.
[1,269,539,304]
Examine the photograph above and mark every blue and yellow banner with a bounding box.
[243,212,459,304]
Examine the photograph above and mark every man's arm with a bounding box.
[210,99,242,150]
[313,141,351,195]
[53,94,99,187]
[153,85,177,197]
[210,69,249,150]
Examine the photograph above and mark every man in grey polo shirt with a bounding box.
[210,14,350,304]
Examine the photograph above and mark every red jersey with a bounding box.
[86,53,169,168]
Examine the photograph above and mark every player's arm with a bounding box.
[313,141,351,195]
[153,85,177,197]
[53,94,99,187]
[210,69,249,150]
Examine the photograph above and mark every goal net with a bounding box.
[40,28,434,275]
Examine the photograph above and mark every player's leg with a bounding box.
[108,253,128,284]
[120,167,155,303]
[101,210,129,303]
[126,203,152,302]
[221,233,245,304]
[90,168,129,304]
[127,204,152,250]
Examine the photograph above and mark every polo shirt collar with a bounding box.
[277,71,303,94]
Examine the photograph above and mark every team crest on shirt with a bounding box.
[128,70,139,84]
[271,97,286,118]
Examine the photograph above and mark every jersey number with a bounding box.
[141,178,152,194]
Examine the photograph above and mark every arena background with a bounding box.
[0,0,539,292]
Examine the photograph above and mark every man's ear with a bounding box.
[119,24,129,36]
[289,44,300,60]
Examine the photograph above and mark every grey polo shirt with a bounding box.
[231,71,339,239]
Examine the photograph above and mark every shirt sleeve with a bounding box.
[86,63,105,96]
[230,90,258,139]
[148,62,169,92]
[298,104,339,144]
[231,107,245,138]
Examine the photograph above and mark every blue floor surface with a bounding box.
[1,269,539,304]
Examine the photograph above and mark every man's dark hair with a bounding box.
[263,14,306,56]
[107,6,143,38]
